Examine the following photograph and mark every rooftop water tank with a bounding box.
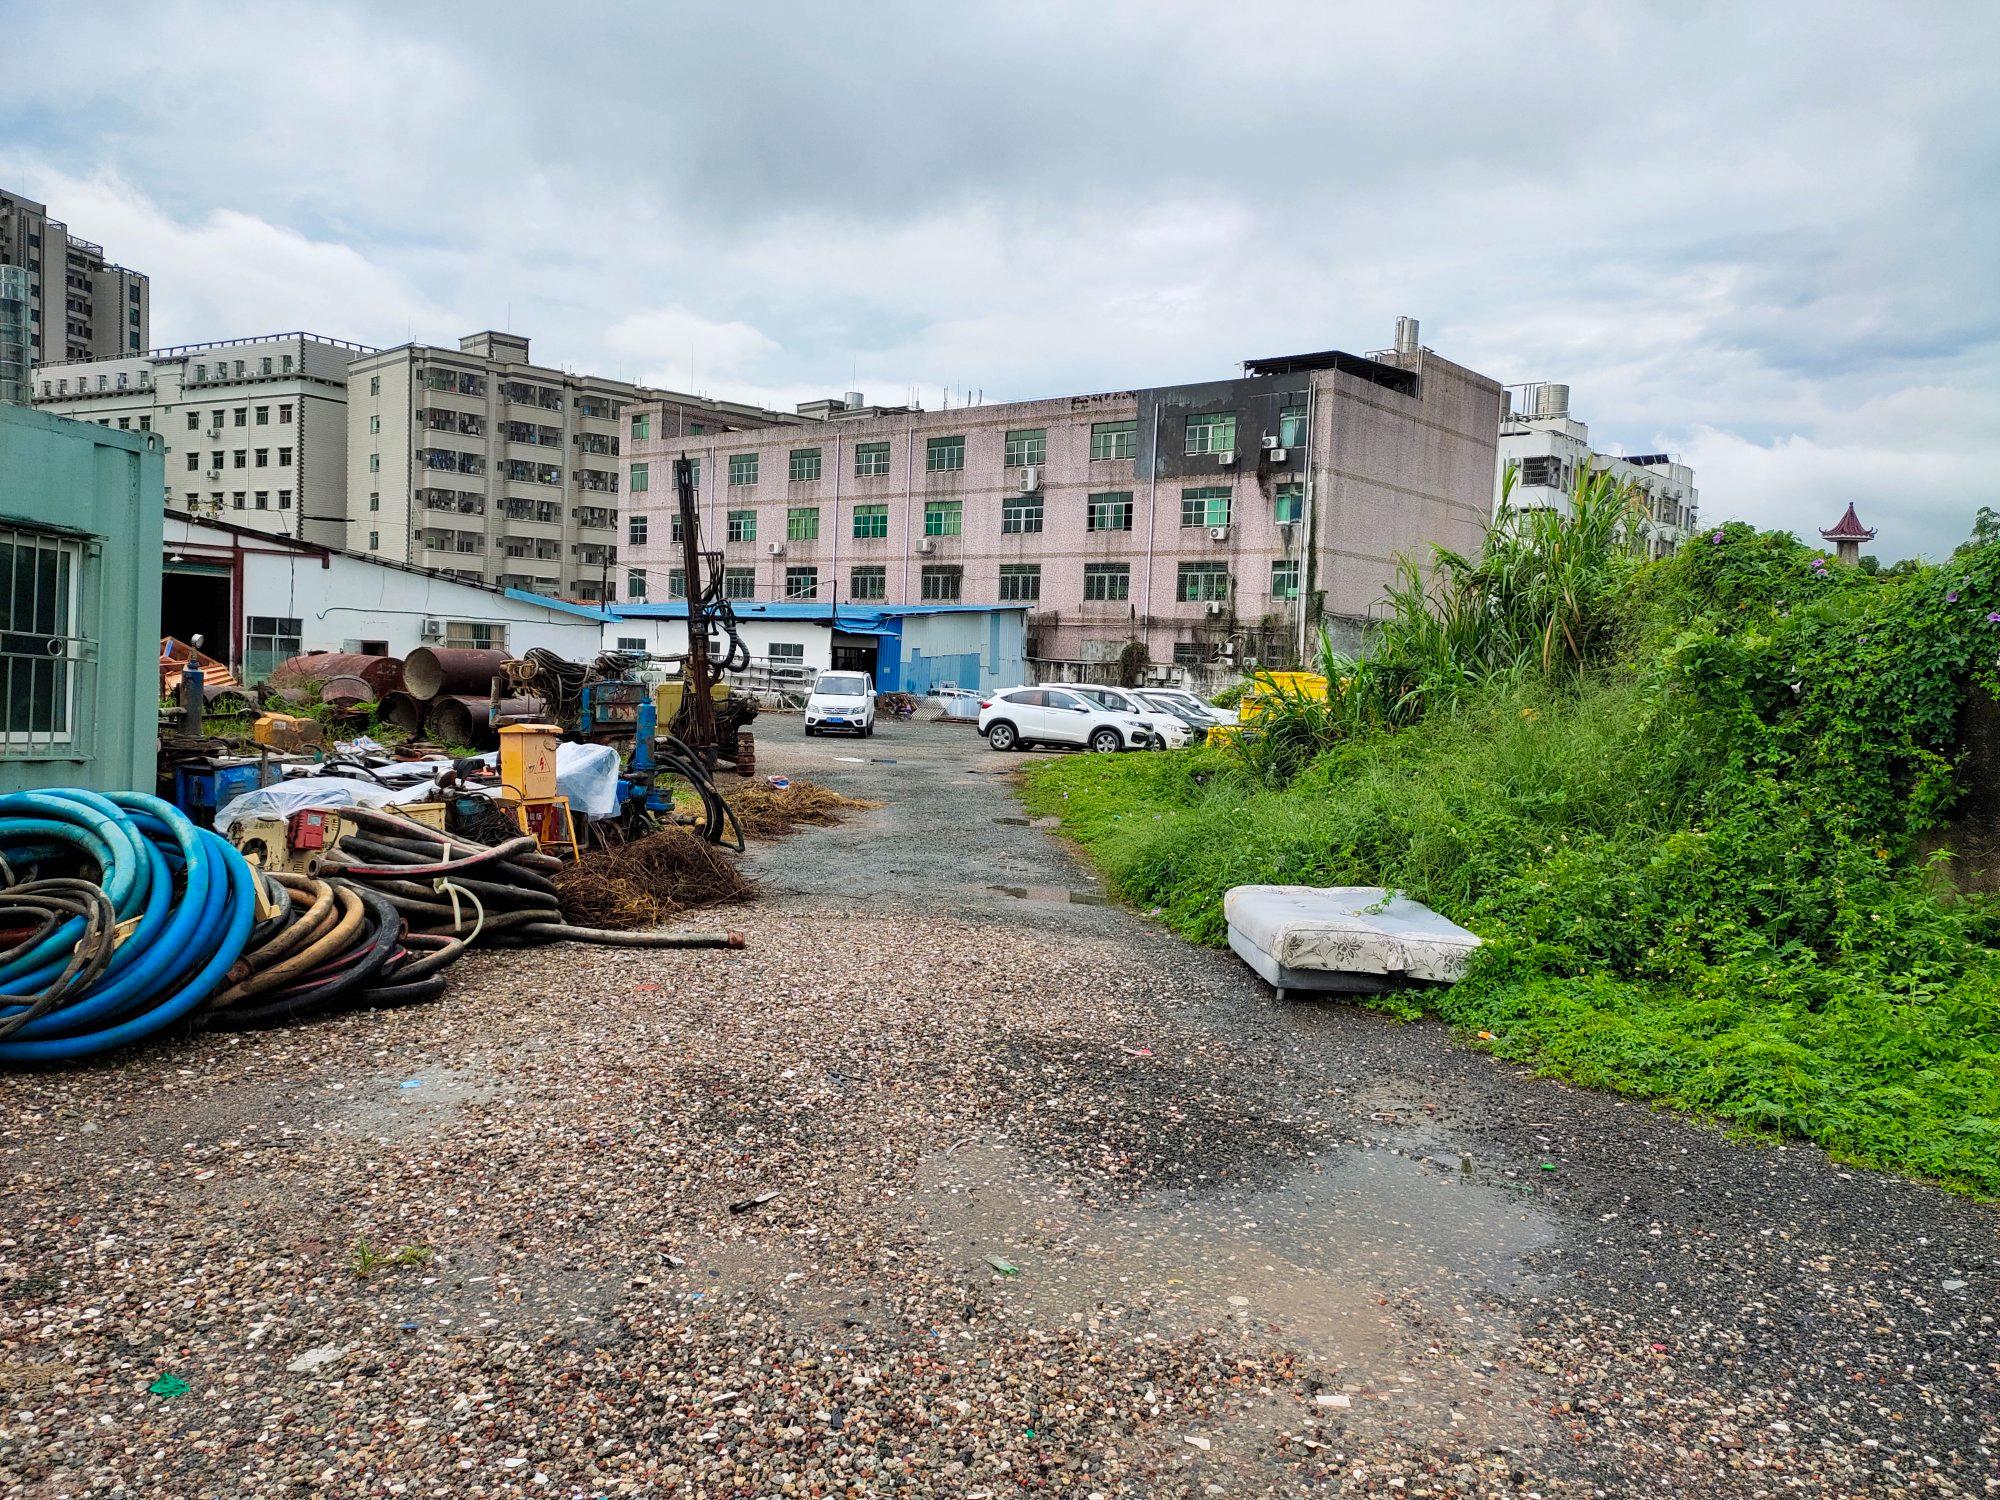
[843,390,864,409]
[1534,383,1570,419]
[1394,316,1420,355]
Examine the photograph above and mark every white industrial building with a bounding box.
[1497,382,1699,558]
[160,510,607,680]
[33,333,369,546]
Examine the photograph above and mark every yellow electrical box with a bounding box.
[498,723,562,801]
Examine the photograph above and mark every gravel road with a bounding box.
[2,717,1994,1497]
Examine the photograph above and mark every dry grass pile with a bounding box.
[728,779,880,839]
[554,827,753,930]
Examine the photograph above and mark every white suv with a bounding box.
[803,670,876,736]
[1065,684,1195,747]
[978,686,1157,753]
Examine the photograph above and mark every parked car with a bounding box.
[978,686,1160,753]
[1144,686,1240,727]
[1134,689,1223,734]
[803,670,876,736]
[1063,683,1195,747]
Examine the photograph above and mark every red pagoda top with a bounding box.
[1819,502,1876,543]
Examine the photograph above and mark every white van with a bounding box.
[804,670,877,737]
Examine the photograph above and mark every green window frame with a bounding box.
[1277,404,1306,449]
[726,509,757,542]
[1003,428,1046,467]
[787,506,820,541]
[925,435,965,473]
[1090,419,1137,461]
[1086,491,1134,532]
[924,499,962,537]
[1082,563,1130,602]
[852,503,889,539]
[919,565,963,602]
[1001,494,1043,534]
[1271,559,1301,598]
[722,567,755,600]
[629,462,649,493]
[789,447,822,482]
[728,452,759,486]
[849,565,887,601]
[855,441,890,477]
[1180,486,1232,528]
[998,564,1041,602]
[681,457,701,491]
[1184,411,1237,456]
[784,566,819,600]
[1177,562,1230,602]
[1275,482,1304,524]
[631,414,650,442]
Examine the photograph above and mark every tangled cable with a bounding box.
[651,733,745,850]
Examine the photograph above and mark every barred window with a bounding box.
[1090,419,1136,461]
[1082,563,1130,602]
[784,566,819,600]
[1087,492,1133,532]
[998,564,1041,602]
[1001,494,1043,534]
[1177,562,1230,601]
[920,565,963,601]
[242,613,301,684]
[850,565,886,601]
[723,567,756,600]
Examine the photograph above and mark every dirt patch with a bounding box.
[553,827,753,929]
[729,779,880,839]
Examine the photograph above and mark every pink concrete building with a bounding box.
[620,321,1500,679]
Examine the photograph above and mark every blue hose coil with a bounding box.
[0,790,257,1062]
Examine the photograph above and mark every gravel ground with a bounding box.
[2,717,1995,1497]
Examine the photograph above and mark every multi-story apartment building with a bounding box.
[346,332,791,594]
[0,187,150,379]
[622,318,1501,677]
[1496,382,1699,558]
[31,333,368,546]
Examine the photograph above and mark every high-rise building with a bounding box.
[623,317,1503,677]
[0,187,150,383]
[345,332,794,594]
[1496,382,1699,558]
[0,266,29,405]
[32,333,371,545]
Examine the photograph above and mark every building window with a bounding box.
[279,490,292,509]
[0,530,84,745]
[850,564,886,601]
[1180,486,1231,528]
[1272,559,1301,598]
[279,403,292,422]
[670,512,685,543]
[631,414,650,442]
[681,456,701,491]
[1086,491,1134,532]
[368,376,380,396]
[137,416,150,432]
[233,408,247,427]
[232,492,247,509]
[1173,641,1205,667]
[255,448,269,468]
[789,447,822,482]
[1003,428,1045,467]
[630,462,649,494]
[368,492,379,511]
[1278,403,1306,449]
[852,503,888,539]
[368,530,380,550]
[1083,563,1130,602]
[368,414,379,434]
[628,514,647,545]
[369,453,379,472]
[1001,494,1043,534]
[920,565,963,602]
[1177,562,1230,602]
[630,569,651,601]
[616,636,647,653]
[243,615,302,683]
[185,411,199,431]
[186,453,199,472]
[1518,455,1563,488]
[194,364,207,382]
[784,566,819,600]
[723,567,755,600]
[1090,419,1137,461]
[278,446,292,466]
[998,563,1041,602]
[925,435,965,473]
[923,499,962,537]
[855,441,890,477]
[1275,482,1304,524]
[256,406,270,425]
[769,642,806,664]
[254,491,270,510]
[1184,411,1237,456]
[232,450,247,469]
[728,452,759,486]
[787,506,820,541]
[444,622,507,651]
[727,509,757,542]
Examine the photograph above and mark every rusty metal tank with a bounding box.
[267,652,405,696]
[374,691,426,734]
[426,693,544,748]
[403,647,511,701]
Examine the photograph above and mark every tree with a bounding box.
[1955,505,2000,557]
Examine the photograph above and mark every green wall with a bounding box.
[0,403,164,795]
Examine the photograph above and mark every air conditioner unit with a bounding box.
[206,427,221,439]
[419,618,444,641]
[204,469,220,480]
[1204,599,1224,617]
[1268,447,1288,463]
[1208,525,1230,542]
[1019,465,1039,492]
[768,541,786,556]
[1217,451,1236,466]
[917,537,936,554]
[1261,434,1279,450]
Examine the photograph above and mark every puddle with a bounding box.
[909,1141,1555,1447]
[988,884,1107,905]
[991,815,1031,826]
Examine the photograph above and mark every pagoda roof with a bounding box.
[1819,502,1876,542]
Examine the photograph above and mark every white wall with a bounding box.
[600,615,835,674]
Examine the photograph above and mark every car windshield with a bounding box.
[816,674,868,696]
[1141,693,1207,722]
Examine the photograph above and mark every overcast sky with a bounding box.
[5,1,1995,560]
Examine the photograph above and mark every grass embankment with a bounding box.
[1024,518,2000,1197]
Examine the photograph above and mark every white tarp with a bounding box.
[215,775,445,835]
[474,739,623,819]
[1224,885,1481,991]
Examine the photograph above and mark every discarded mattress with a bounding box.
[1223,885,1481,996]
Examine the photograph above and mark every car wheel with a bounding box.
[1089,727,1122,754]
[986,720,1018,752]
[863,721,874,738]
